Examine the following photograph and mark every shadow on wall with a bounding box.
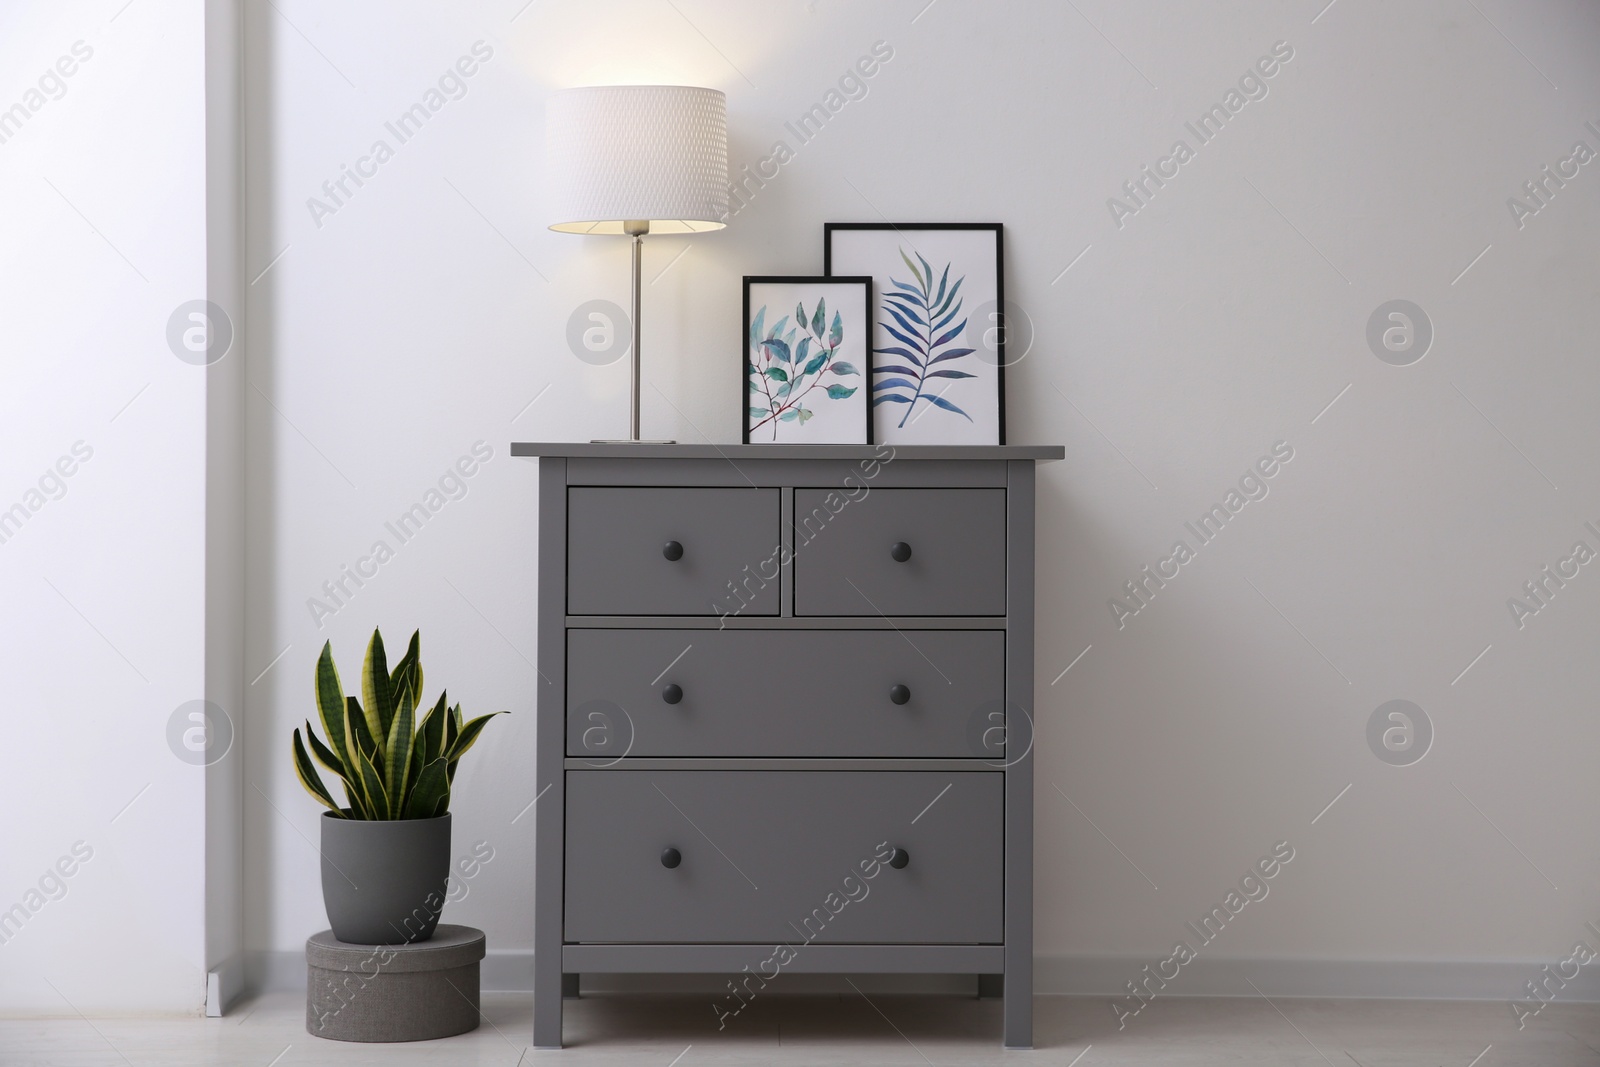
[241,0,285,971]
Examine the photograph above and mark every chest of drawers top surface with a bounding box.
[511,443,1064,460]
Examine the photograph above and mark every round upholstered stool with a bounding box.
[305,924,485,1042]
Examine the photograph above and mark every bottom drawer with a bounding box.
[564,771,1002,944]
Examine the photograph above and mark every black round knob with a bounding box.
[663,540,684,561]
[889,684,911,705]
[661,683,683,705]
[889,847,909,870]
[890,542,912,563]
[660,847,681,869]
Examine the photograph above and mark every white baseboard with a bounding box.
[1038,955,1600,1002]
[482,948,534,993]
[475,948,969,994]
[247,948,970,995]
[248,948,309,996]
[205,955,246,1017]
[237,949,1600,1004]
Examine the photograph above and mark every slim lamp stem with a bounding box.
[628,227,645,442]
[587,220,667,445]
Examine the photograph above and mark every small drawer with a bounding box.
[567,629,1005,758]
[567,487,780,616]
[564,771,1002,944]
[793,488,1005,616]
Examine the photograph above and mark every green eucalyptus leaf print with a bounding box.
[748,296,861,440]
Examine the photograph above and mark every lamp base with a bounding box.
[590,439,678,444]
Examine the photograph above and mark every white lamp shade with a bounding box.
[547,85,729,234]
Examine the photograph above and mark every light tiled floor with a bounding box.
[4,990,1599,1065]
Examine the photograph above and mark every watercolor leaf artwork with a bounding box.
[872,248,976,427]
[748,297,859,439]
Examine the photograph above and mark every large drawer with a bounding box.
[793,488,1006,616]
[567,487,780,616]
[564,771,1002,944]
[567,629,1005,758]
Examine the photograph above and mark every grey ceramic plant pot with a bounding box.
[321,811,451,945]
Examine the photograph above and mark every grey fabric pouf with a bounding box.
[306,924,485,1042]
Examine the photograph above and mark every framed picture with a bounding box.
[825,223,1005,445]
[743,276,873,444]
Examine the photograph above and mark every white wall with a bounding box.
[0,0,224,1015]
[238,0,1600,993]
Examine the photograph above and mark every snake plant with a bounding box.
[292,628,505,820]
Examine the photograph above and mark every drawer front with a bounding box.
[564,771,1002,944]
[567,487,780,616]
[567,629,1004,758]
[793,488,1006,616]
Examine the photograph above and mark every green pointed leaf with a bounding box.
[305,721,347,780]
[829,361,860,376]
[293,729,343,814]
[444,703,460,757]
[802,352,827,376]
[825,384,857,400]
[765,314,789,342]
[443,705,501,785]
[361,630,392,759]
[355,743,387,822]
[404,758,451,819]
[385,678,416,816]
[398,671,419,723]
[345,696,374,757]
[341,695,377,817]
[764,367,788,382]
[413,691,449,772]
[314,642,350,767]
[389,631,422,719]
[810,298,826,338]
[748,406,767,418]
[443,711,508,764]
[779,409,799,422]
[828,310,843,348]
[306,720,370,816]
[796,301,806,329]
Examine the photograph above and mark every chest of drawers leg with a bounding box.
[526,447,1048,1051]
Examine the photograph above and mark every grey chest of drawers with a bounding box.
[511,442,1063,1050]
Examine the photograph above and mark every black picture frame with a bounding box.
[824,222,1006,445]
[743,275,874,445]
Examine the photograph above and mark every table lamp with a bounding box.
[547,85,729,442]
